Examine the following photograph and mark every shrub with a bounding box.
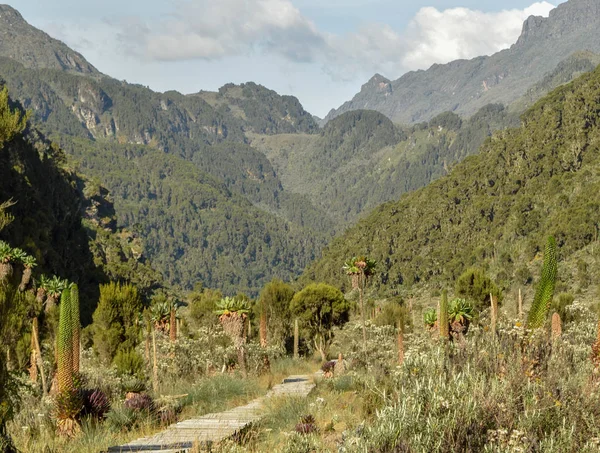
[455,267,502,312]
[113,349,145,379]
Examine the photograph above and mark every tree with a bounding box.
[0,86,27,150]
[215,296,250,376]
[257,278,295,348]
[343,256,376,352]
[289,283,353,362]
[455,268,502,312]
[91,282,143,364]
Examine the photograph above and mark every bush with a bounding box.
[455,268,502,312]
[113,349,145,379]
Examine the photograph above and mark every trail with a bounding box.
[107,375,316,452]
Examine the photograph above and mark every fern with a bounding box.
[527,236,558,329]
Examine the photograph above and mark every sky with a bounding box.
[10,0,566,117]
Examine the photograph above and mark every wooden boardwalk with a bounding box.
[106,375,315,453]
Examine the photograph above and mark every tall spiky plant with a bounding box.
[439,290,449,340]
[551,313,562,341]
[57,287,74,393]
[169,306,177,342]
[527,236,558,329]
[56,286,82,437]
[70,284,81,374]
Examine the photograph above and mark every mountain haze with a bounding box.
[325,0,600,124]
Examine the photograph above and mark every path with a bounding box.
[106,375,316,453]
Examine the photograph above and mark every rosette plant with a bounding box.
[448,298,473,335]
[343,256,376,352]
[0,241,14,283]
[215,297,250,375]
[19,255,37,291]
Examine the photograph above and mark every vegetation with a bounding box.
[289,283,353,362]
[527,236,558,329]
[304,65,600,297]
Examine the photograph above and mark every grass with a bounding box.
[7,354,319,453]
[213,301,600,452]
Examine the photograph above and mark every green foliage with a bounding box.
[0,86,27,150]
[289,283,352,360]
[214,296,251,316]
[187,287,223,329]
[304,66,600,294]
[423,308,437,327]
[447,298,473,324]
[455,268,502,312]
[550,293,575,323]
[57,287,74,393]
[439,290,449,339]
[257,279,295,347]
[113,349,145,379]
[373,300,407,328]
[91,282,143,364]
[527,236,558,329]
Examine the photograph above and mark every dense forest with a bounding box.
[303,65,600,294]
[252,105,519,226]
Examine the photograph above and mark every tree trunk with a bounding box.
[359,282,367,353]
[169,307,177,342]
[293,318,299,359]
[397,324,405,366]
[152,328,158,394]
[518,288,523,321]
[490,293,498,336]
[259,311,267,347]
[32,318,47,396]
[237,347,247,378]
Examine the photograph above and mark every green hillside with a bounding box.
[0,56,332,294]
[0,93,161,322]
[303,65,600,294]
[251,105,518,226]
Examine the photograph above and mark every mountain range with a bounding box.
[1,0,600,296]
[324,0,600,125]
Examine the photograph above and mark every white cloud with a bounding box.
[123,0,555,80]
[123,0,325,62]
[401,2,555,71]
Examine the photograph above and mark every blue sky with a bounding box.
[10,0,565,116]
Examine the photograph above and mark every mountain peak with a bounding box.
[515,0,600,47]
[0,4,25,22]
[0,4,99,74]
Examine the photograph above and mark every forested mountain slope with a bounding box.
[325,0,600,124]
[251,105,518,225]
[0,93,161,322]
[304,65,600,294]
[0,6,333,294]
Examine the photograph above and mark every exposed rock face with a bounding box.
[325,0,600,125]
[0,4,98,74]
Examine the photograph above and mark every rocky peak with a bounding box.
[0,4,25,23]
[0,4,99,74]
[515,0,600,47]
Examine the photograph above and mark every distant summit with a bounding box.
[325,0,600,124]
[0,4,98,74]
